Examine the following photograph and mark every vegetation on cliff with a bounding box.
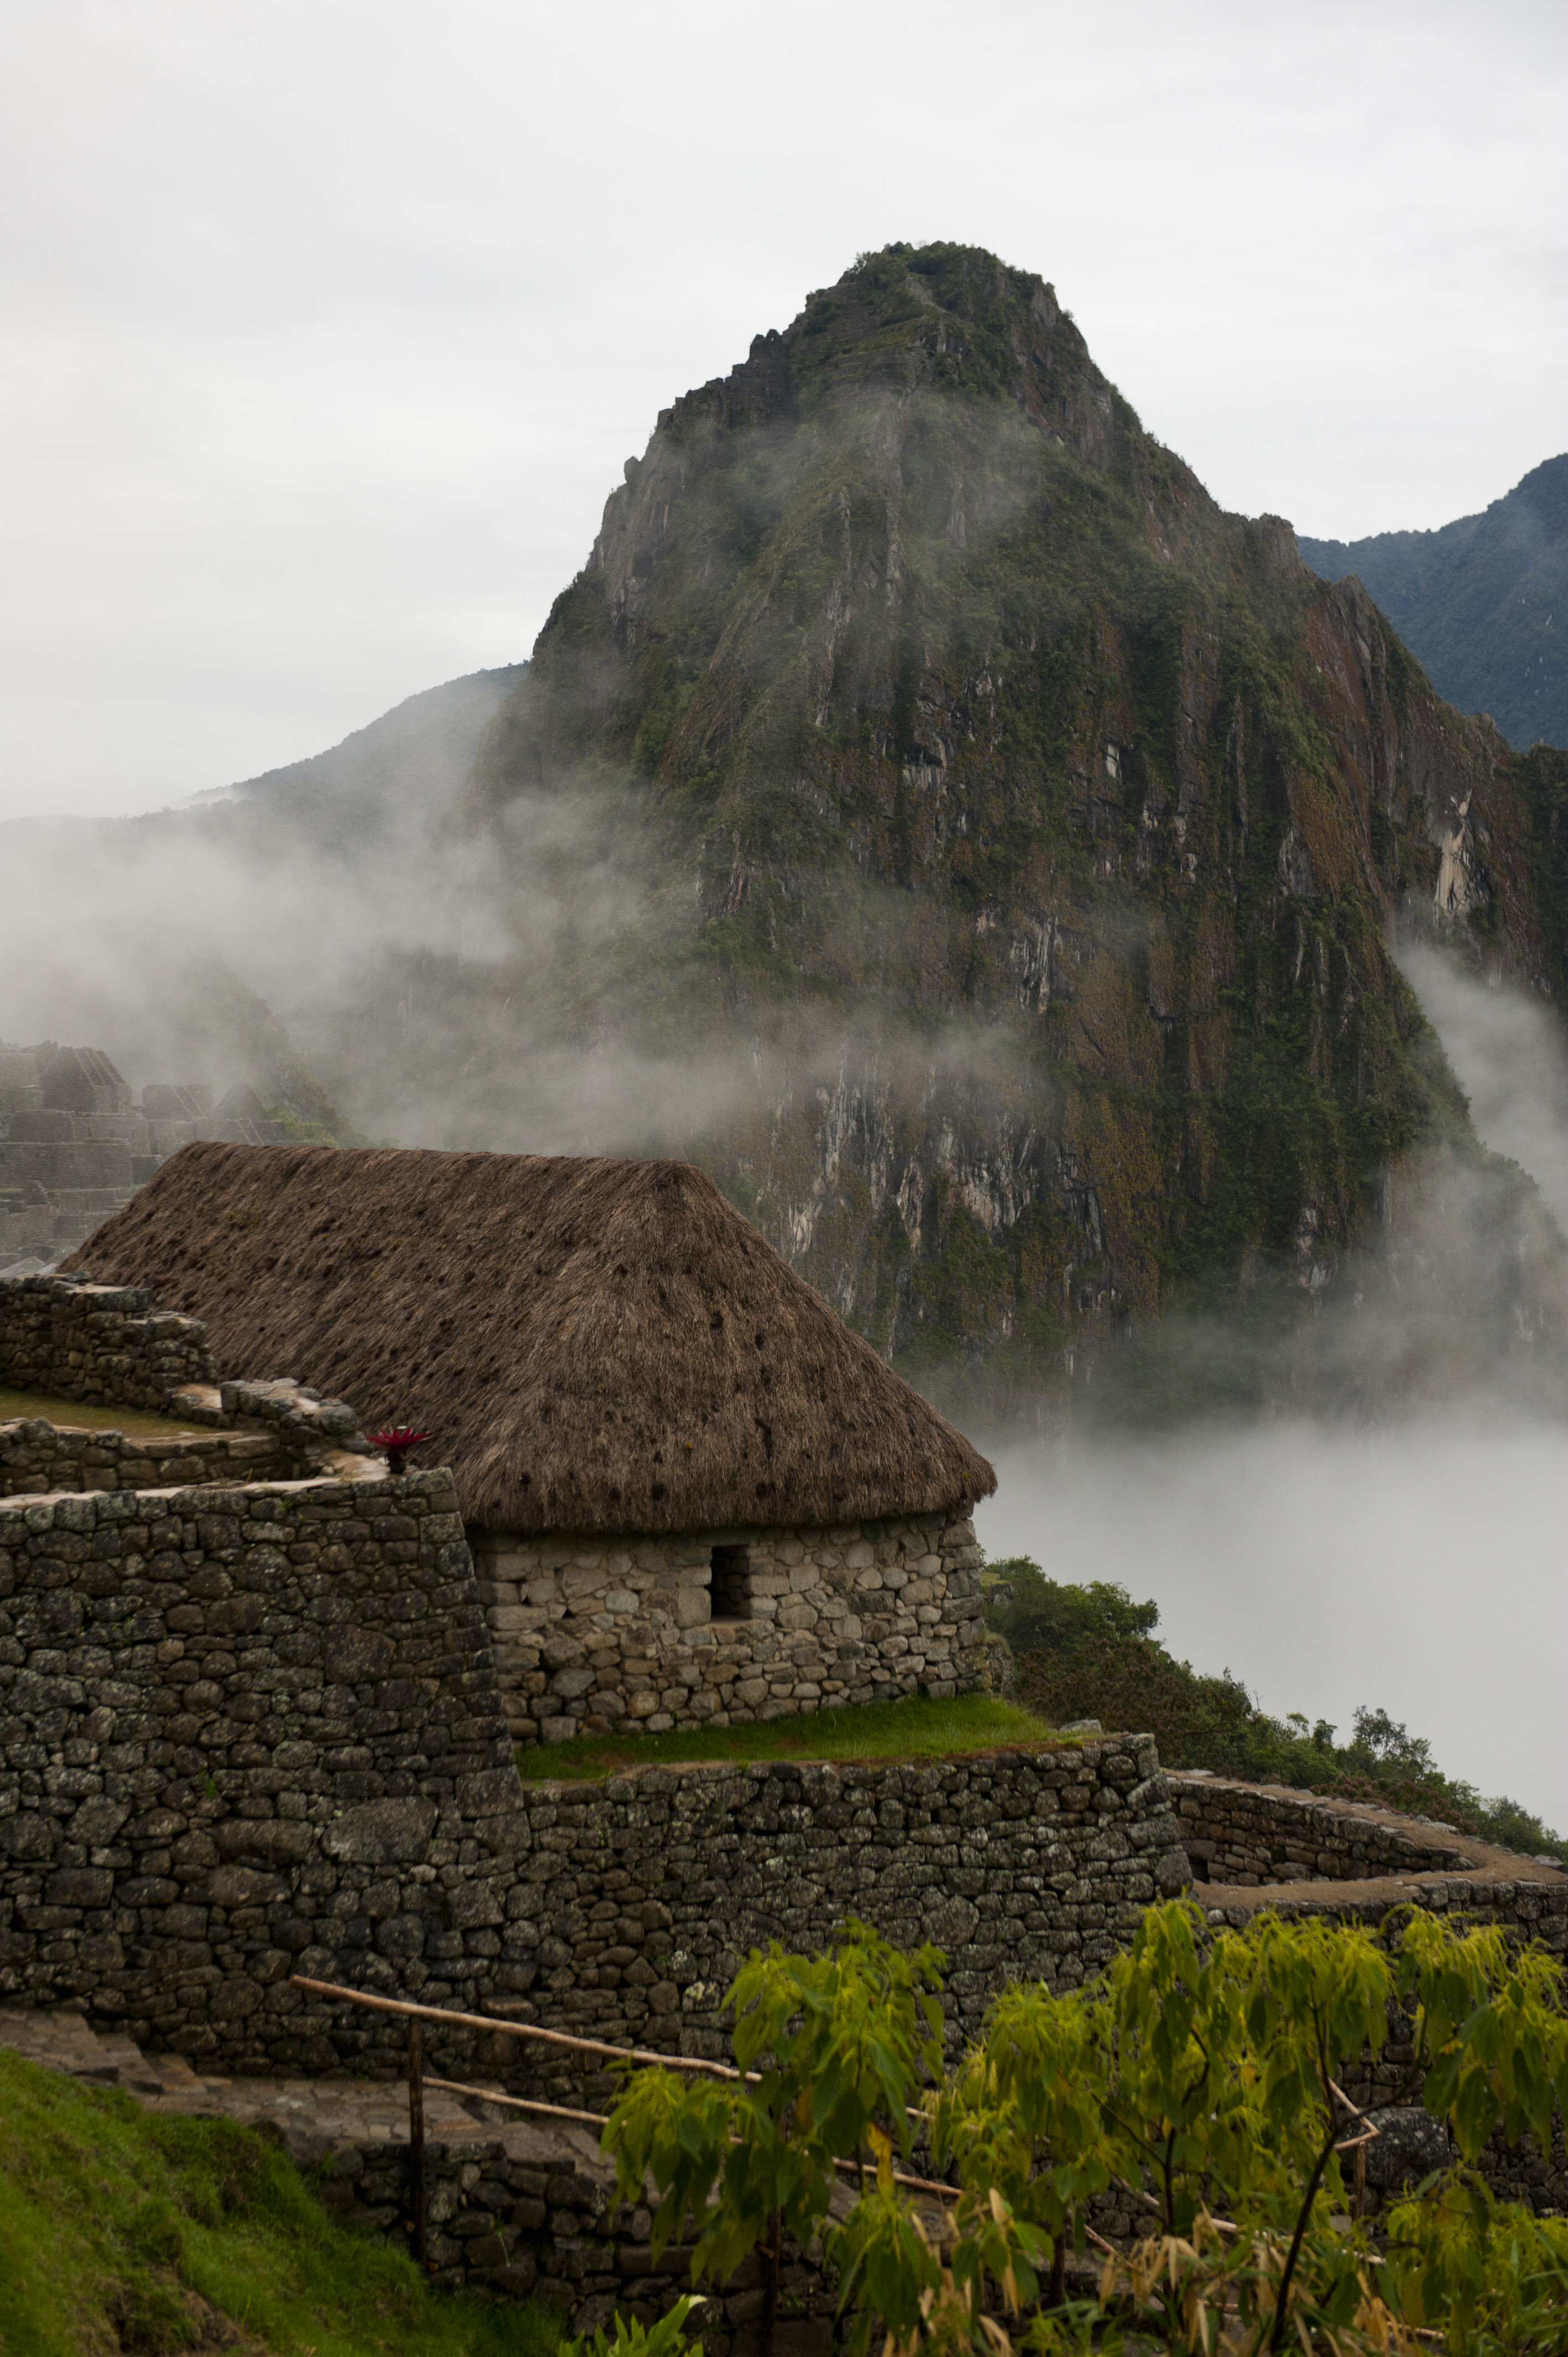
[984,1560,1566,1865]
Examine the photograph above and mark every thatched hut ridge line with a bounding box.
[65,1143,996,1536]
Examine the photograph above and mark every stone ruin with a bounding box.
[0,1042,292,1271]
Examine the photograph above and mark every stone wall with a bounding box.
[474,1509,997,1745]
[0,1409,363,1496]
[1169,1773,1487,1886]
[0,1275,375,1484]
[314,2123,1137,2342]
[317,2127,853,2346]
[0,1460,1188,2080]
[0,1272,218,1407]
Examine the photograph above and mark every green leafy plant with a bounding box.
[559,2293,706,2357]
[604,1921,944,2356]
[600,1901,1568,2357]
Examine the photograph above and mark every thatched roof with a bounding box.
[64,1145,995,1535]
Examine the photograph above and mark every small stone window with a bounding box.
[709,1543,751,1620]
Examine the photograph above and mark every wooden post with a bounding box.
[762,2207,782,2357]
[408,2016,427,2266]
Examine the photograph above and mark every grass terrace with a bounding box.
[0,1385,209,1441]
[515,1690,1071,1781]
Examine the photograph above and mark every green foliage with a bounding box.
[602,1904,1568,2357]
[264,1103,344,1145]
[604,1923,944,2351]
[989,1568,1568,1867]
[1383,2176,1568,2353]
[982,1558,1158,1654]
[0,2048,559,2357]
[560,2293,706,2357]
[1514,744,1568,996]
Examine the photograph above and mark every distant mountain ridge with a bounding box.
[1300,456,1567,751]
[192,662,527,846]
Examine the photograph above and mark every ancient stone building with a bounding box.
[64,1144,998,1741]
[0,1043,292,1269]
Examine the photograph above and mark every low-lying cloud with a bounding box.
[976,1409,1568,1831]
[978,942,1568,1832]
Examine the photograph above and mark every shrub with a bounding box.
[601,1905,1568,2357]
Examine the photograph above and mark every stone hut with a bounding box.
[65,1143,998,1743]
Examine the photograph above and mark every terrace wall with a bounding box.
[0,1272,216,1407]
[0,1458,1188,2083]
[0,1274,375,1487]
[1169,1772,1486,1885]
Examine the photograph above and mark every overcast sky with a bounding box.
[3,0,1565,819]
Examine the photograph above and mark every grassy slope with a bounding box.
[986,1559,1567,1866]
[515,1690,1064,1782]
[0,2051,559,2357]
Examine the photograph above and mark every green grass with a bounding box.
[516,1690,1068,1782]
[0,1385,207,1440]
[0,2049,561,2357]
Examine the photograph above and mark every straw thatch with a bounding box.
[64,1144,995,1535]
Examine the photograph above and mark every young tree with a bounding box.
[599,1900,1568,2357]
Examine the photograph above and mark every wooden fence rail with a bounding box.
[286,1970,962,2251]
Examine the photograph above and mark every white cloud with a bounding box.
[976,1412,1568,1832]
[977,945,1568,1835]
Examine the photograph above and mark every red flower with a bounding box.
[367,1425,436,1474]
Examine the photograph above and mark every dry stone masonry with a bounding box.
[0,1417,339,1496]
[0,1043,291,1267]
[1,1269,218,1407]
[0,1446,1188,2080]
[0,1273,376,1491]
[474,1512,996,1743]
[1170,1772,1490,1886]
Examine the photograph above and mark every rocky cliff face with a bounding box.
[362,244,1568,1412]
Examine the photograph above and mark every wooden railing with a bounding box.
[288,1973,759,2261]
[287,1971,959,2265]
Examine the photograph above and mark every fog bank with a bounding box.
[976,950,1568,1833]
[976,1413,1568,1830]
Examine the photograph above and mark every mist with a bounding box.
[977,944,1568,1834]
[976,1411,1568,1830]
[1398,940,1568,1231]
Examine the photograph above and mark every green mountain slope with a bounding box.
[340,244,1568,1407]
[1300,455,1568,752]
[193,661,527,849]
